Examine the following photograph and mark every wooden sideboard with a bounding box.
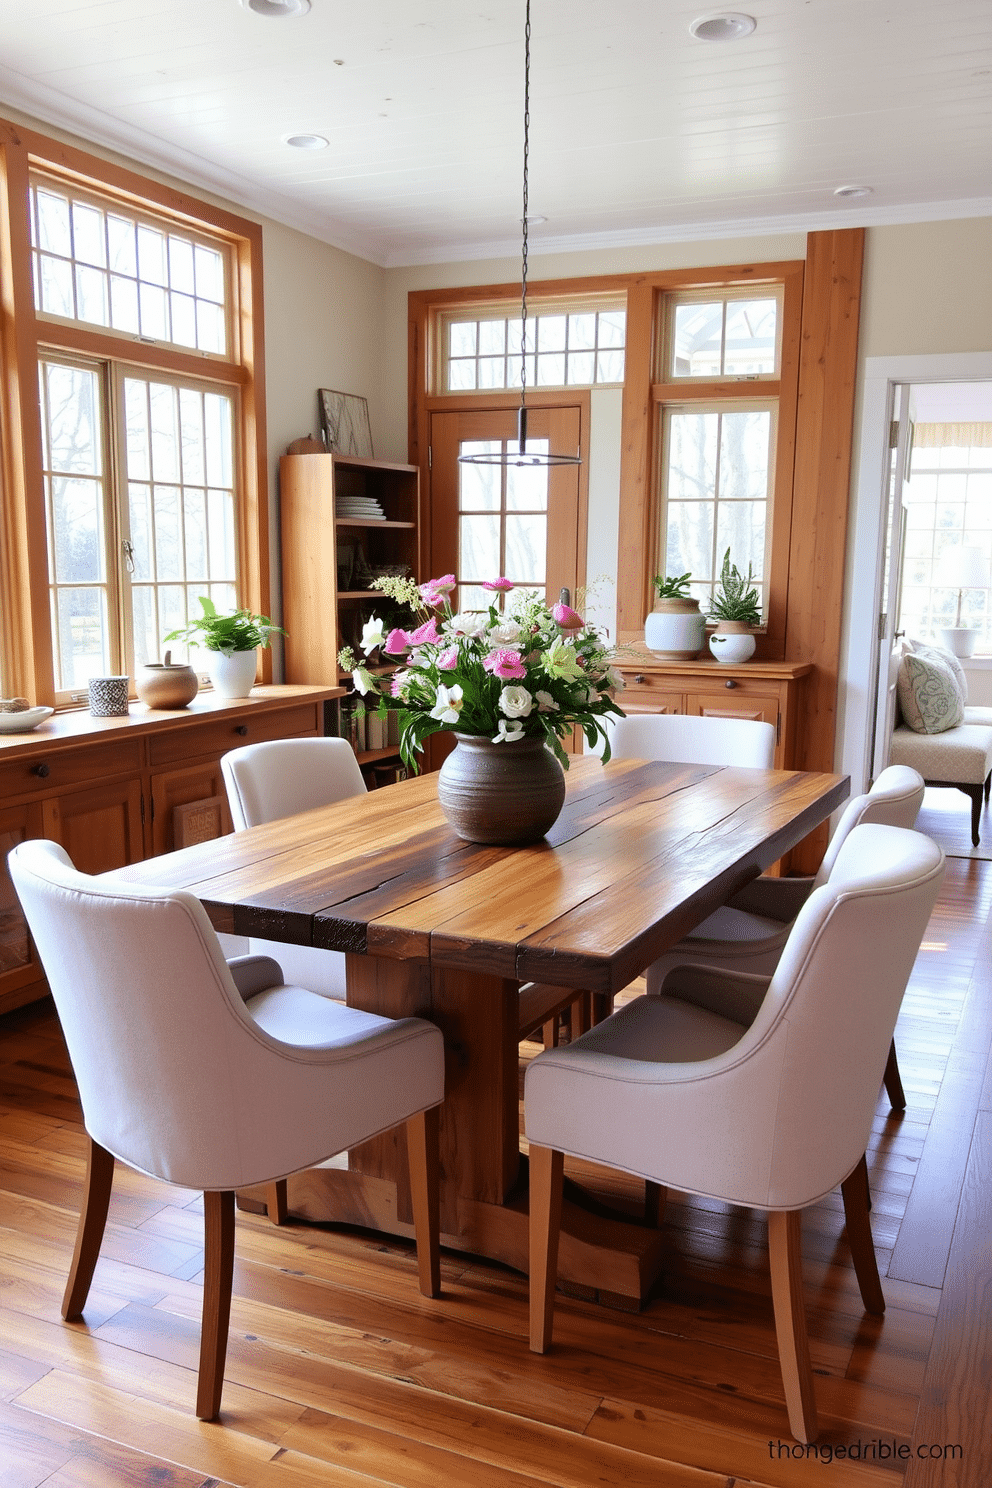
[613,651,813,771]
[0,684,342,1016]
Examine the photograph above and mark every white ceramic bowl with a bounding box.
[0,705,55,733]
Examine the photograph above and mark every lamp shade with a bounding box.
[934,544,991,590]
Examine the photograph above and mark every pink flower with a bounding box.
[552,601,584,630]
[482,577,514,592]
[408,617,442,646]
[483,647,527,680]
[436,645,459,670]
[419,574,456,607]
[383,627,411,655]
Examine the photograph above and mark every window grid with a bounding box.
[900,444,992,652]
[30,178,229,357]
[445,308,625,392]
[666,291,781,381]
[457,438,549,613]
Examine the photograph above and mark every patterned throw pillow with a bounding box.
[912,643,968,703]
[897,652,966,734]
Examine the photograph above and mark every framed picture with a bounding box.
[319,389,373,458]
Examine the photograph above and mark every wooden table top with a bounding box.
[114,757,849,997]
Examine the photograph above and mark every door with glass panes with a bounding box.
[428,404,585,761]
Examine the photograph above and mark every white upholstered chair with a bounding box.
[525,823,944,1444]
[644,764,926,1110]
[8,838,444,1421]
[608,712,776,769]
[221,737,368,999]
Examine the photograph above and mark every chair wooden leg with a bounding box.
[266,1180,288,1225]
[196,1190,235,1421]
[883,1039,906,1111]
[406,1107,441,1298]
[567,993,591,1041]
[528,1144,564,1354]
[841,1155,886,1315]
[644,1180,667,1228]
[542,1017,560,1049]
[767,1210,818,1444]
[62,1138,115,1320]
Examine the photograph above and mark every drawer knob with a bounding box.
[633,674,646,684]
[234,724,249,736]
[32,761,51,778]
[724,679,738,690]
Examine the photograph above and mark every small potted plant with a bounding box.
[645,571,705,658]
[707,550,761,663]
[165,597,286,698]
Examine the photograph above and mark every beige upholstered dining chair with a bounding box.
[525,823,944,1444]
[221,736,368,999]
[644,764,927,1110]
[608,712,776,769]
[8,838,444,1421]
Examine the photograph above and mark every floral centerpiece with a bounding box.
[337,575,625,844]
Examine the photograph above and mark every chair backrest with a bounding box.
[609,712,776,769]
[7,839,319,1190]
[737,823,943,1207]
[813,764,925,888]
[221,736,366,830]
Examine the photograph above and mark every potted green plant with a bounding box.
[165,597,286,698]
[707,550,761,663]
[645,571,705,658]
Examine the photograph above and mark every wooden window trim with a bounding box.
[0,117,269,705]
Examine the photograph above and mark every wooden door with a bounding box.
[42,779,145,875]
[428,406,585,612]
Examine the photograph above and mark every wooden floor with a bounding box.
[1,857,990,1488]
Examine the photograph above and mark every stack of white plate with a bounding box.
[337,496,385,520]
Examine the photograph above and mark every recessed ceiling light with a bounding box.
[284,133,328,150]
[833,184,873,199]
[689,13,756,41]
[241,0,311,17]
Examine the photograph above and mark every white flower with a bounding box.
[492,718,525,744]
[489,619,523,645]
[351,665,375,696]
[606,666,626,691]
[360,616,385,654]
[429,683,464,724]
[535,690,560,712]
[448,611,488,637]
[499,684,533,719]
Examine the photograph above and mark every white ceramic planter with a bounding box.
[644,599,705,659]
[708,623,756,664]
[209,648,258,698]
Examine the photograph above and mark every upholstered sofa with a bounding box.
[887,641,992,845]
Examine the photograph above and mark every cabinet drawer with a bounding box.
[147,703,320,766]
[617,670,683,714]
[0,738,143,802]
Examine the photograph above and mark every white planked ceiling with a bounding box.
[0,0,989,267]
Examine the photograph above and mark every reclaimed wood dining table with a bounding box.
[113,754,849,1307]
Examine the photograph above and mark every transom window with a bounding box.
[665,290,781,380]
[441,302,625,392]
[30,176,229,356]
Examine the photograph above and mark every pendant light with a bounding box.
[459,0,581,469]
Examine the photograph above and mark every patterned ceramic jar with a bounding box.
[88,676,130,716]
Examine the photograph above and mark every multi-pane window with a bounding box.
[899,430,992,652]
[456,439,548,612]
[668,295,779,379]
[655,288,785,627]
[39,358,238,694]
[443,305,625,392]
[30,178,227,355]
[661,405,774,615]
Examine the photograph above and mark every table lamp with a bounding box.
[934,544,991,657]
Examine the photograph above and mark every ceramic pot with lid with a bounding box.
[135,651,199,709]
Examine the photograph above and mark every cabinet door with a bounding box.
[685,688,782,764]
[0,801,47,1010]
[150,762,233,856]
[42,779,145,874]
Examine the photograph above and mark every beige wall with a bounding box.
[859,218,992,358]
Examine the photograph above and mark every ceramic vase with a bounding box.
[644,598,705,659]
[708,622,756,664]
[437,733,566,845]
[209,649,258,698]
